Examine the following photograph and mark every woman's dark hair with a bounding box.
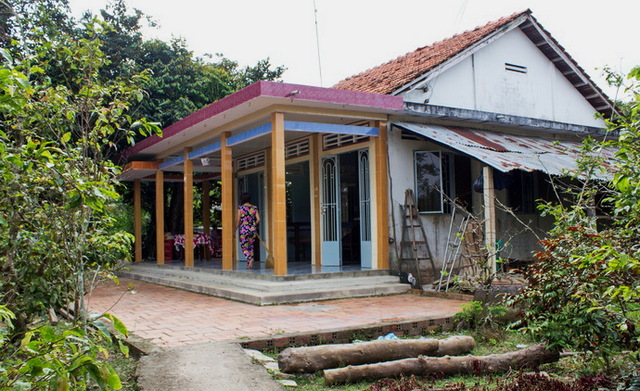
[239,192,252,205]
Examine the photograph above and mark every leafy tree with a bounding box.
[0,14,158,330]
[512,68,640,366]
[0,4,159,386]
[0,305,130,390]
[2,0,76,54]
[86,0,285,129]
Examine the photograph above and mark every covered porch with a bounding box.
[119,81,403,276]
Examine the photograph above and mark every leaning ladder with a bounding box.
[398,189,437,288]
[436,207,471,292]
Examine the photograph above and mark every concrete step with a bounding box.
[118,263,411,305]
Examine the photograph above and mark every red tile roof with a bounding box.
[333,10,530,95]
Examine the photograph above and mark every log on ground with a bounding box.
[278,335,475,373]
[324,343,560,385]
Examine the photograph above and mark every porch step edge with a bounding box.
[124,262,392,281]
[119,268,402,292]
[117,270,411,305]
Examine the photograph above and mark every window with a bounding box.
[414,152,471,214]
[415,151,448,213]
[507,171,553,214]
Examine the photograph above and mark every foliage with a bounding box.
[0,9,159,331]
[83,0,285,130]
[1,0,76,51]
[510,68,640,364]
[0,305,130,390]
[454,301,508,331]
[364,372,613,391]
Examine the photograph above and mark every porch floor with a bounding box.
[119,261,410,305]
[143,258,367,275]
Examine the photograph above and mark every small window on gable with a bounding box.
[505,63,527,74]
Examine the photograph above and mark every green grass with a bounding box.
[267,330,637,390]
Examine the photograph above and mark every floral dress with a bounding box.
[238,204,259,264]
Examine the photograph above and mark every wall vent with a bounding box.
[505,63,527,74]
[236,152,265,171]
[323,134,369,150]
[285,138,310,159]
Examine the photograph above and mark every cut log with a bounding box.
[278,336,475,374]
[324,343,560,385]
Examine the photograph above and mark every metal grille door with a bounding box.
[321,156,341,266]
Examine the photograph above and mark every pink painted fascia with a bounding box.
[122,81,403,160]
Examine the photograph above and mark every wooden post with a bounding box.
[155,169,165,265]
[265,147,272,262]
[310,134,321,267]
[203,180,211,235]
[202,180,211,259]
[483,165,497,276]
[183,148,194,267]
[271,112,288,276]
[221,132,234,270]
[374,121,390,269]
[133,179,142,263]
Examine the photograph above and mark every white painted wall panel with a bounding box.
[404,56,477,108]
[401,28,605,128]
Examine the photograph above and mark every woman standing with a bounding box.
[236,192,260,269]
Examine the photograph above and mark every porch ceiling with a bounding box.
[394,122,618,179]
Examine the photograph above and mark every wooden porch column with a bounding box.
[202,180,211,258]
[221,132,234,270]
[374,121,390,269]
[483,165,497,276]
[183,148,194,267]
[133,179,142,263]
[271,112,288,275]
[202,180,211,236]
[310,134,321,267]
[155,169,165,265]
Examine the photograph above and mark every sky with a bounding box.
[67,0,639,99]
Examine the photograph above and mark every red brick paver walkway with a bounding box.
[87,278,467,347]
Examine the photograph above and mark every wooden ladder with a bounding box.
[398,189,437,288]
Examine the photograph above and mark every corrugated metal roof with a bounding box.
[394,122,617,179]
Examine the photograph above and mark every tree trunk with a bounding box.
[278,336,475,374]
[324,343,560,385]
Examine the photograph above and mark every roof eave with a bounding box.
[518,15,617,118]
[400,102,612,137]
[120,81,403,163]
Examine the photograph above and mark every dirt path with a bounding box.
[137,341,284,391]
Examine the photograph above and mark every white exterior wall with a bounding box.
[387,128,451,272]
[402,28,605,128]
[387,128,555,273]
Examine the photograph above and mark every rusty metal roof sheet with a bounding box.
[394,122,617,179]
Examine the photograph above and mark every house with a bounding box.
[119,10,616,281]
